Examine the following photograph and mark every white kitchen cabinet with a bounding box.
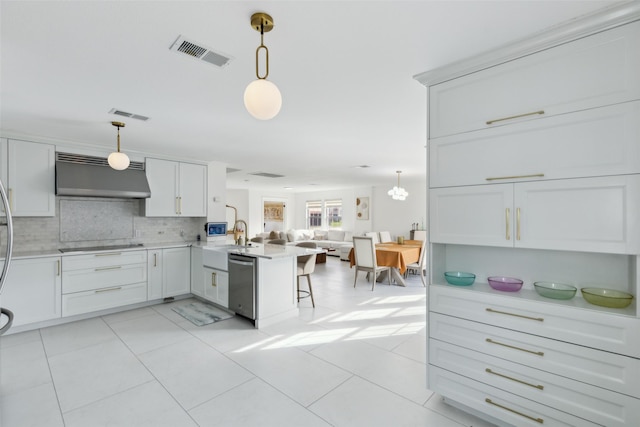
[144,158,207,217]
[62,250,148,316]
[0,256,61,326]
[147,247,191,299]
[419,6,640,426]
[0,138,55,216]
[202,266,228,308]
[190,246,204,298]
[427,20,640,139]
[430,175,640,254]
[429,101,640,188]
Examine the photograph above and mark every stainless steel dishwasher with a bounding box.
[228,254,256,320]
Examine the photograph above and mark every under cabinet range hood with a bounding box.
[55,152,151,198]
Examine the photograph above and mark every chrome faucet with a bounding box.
[233,220,249,247]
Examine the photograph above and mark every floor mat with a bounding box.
[171,301,234,326]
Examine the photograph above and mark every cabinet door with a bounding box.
[430,184,513,247]
[1,257,61,326]
[144,158,179,216]
[0,138,7,185]
[429,21,640,138]
[178,162,207,217]
[190,247,204,297]
[7,140,55,216]
[515,175,640,254]
[429,101,640,188]
[162,247,190,297]
[202,267,228,308]
[147,250,163,300]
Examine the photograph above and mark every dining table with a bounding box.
[348,240,423,286]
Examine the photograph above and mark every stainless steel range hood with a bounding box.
[55,152,151,199]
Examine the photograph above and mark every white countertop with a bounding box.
[203,243,322,260]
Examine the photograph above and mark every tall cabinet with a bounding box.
[416,4,640,427]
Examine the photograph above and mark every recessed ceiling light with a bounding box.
[284,187,293,190]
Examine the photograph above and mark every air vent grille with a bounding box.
[56,152,145,171]
[249,172,285,178]
[226,168,241,174]
[108,108,150,121]
[170,35,233,68]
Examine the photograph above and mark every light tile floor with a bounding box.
[0,256,497,427]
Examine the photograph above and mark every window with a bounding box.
[306,201,322,229]
[306,199,342,229]
[325,199,342,229]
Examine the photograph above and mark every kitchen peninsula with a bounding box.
[202,243,320,329]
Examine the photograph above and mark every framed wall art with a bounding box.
[356,196,369,220]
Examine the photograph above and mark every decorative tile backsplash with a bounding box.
[3,197,205,252]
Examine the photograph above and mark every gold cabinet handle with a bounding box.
[486,308,544,322]
[8,188,13,211]
[95,266,122,272]
[175,197,180,215]
[154,253,157,267]
[486,173,545,181]
[211,271,217,287]
[505,208,510,240]
[95,286,122,293]
[516,208,521,241]
[485,398,544,424]
[57,260,60,276]
[486,338,544,356]
[485,368,544,390]
[179,196,182,214]
[486,110,544,125]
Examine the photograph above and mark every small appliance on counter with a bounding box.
[204,222,227,237]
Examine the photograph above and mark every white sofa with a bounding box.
[255,229,354,257]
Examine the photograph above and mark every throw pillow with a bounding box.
[269,231,278,239]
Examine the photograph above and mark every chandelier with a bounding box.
[388,171,408,201]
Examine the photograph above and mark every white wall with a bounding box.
[206,160,227,222]
[371,176,427,240]
[226,188,296,238]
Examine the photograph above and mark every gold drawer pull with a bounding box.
[486,173,544,181]
[485,368,544,390]
[486,110,544,125]
[211,272,217,287]
[486,338,544,356]
[505,208,510,240]
[95,266,122,272]
[486,308,543,322]
[95,252,122,257]
[516,207,521,241]
[95,286,122,293]
[485,398,544,424]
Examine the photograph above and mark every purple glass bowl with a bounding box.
[488,276,524,292]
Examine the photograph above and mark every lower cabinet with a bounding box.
[147,247,191,299]
[62,250,147,316]
[190,246,204,297]
[202,266,228,308]
[1,256,61,326]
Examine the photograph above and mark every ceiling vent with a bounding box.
[170,35,233,68]
[226,168,241,174]
[108,108,150,121]
[249,172,285,179]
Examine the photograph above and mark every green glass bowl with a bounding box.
[533,281,577,300]
[444,272,476,286]
[581,288,634,309]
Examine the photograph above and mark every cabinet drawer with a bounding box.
[430,339,639,427]
[430,313,640,397]
[63,263,147,294]
[428,21,640,138]
[62,250,147,271]
[429,101,640,188]
[61,282,147,317]
[429,365,600,427]
[430,285,640,357]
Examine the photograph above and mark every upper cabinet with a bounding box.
[143,158,207,217]
[0,138,55,216]
[428,21,640,139]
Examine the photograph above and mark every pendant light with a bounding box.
[108,121,130,170]
[244,12,282,120]
[388,171,409,201]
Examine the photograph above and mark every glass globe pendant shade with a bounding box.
[108,152,130,170]
[244,79,282,120]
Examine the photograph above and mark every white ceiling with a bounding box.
[0,0,623,192]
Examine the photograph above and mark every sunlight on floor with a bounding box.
[345,322,425,340]
[374,295,426,304]
[262,328,359,349]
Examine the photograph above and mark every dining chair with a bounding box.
[352,236,390,290]
[295,242,317,307]
[269,239,287,245]
[364,231,380,244]
[405,238,427,286]
[413,230,427,241]
[379,231,393,243]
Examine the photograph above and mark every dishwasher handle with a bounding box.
[229,258,255,267]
